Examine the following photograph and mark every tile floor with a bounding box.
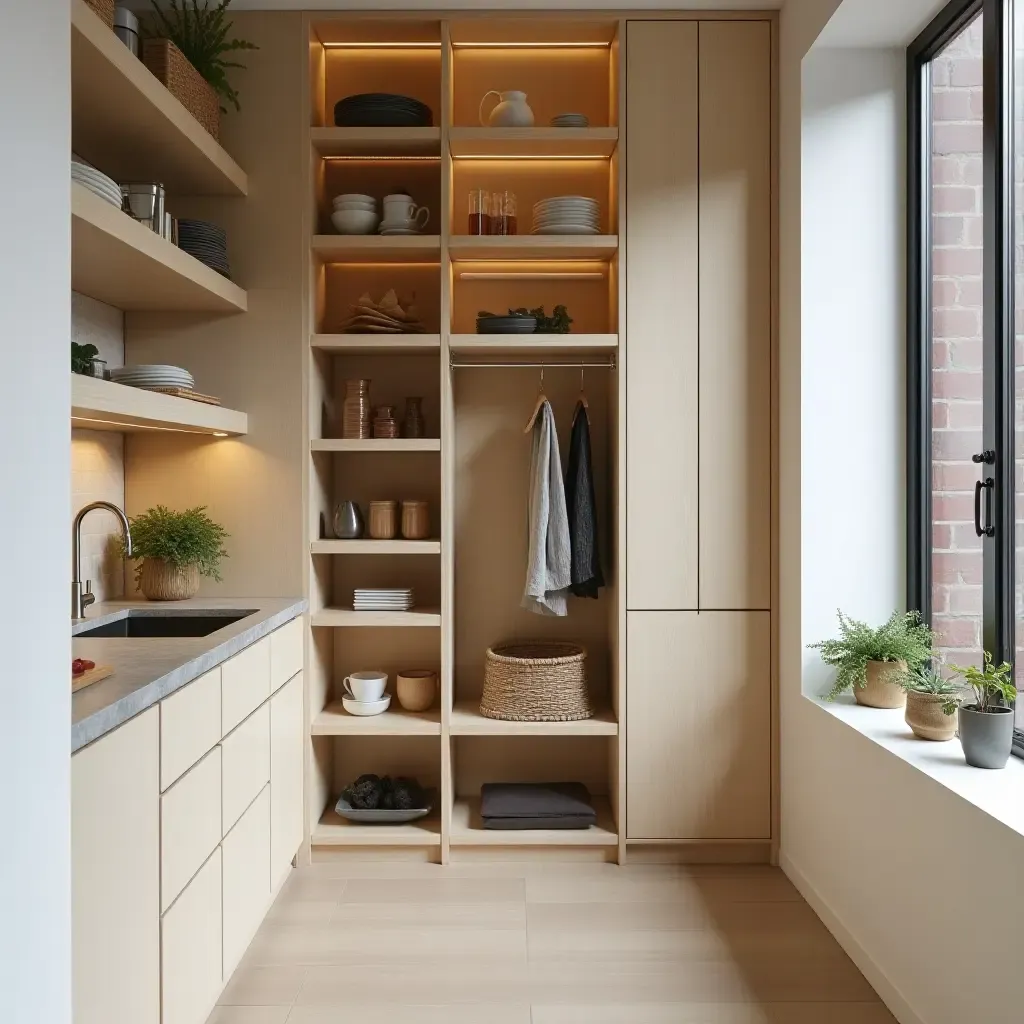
[208,861,895,1024]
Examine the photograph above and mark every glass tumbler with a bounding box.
[342,378,371,439]
[468,189,491,235]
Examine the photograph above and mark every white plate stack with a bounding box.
[110,364,195,392]
[532,196,601,235]
[72,159,123,209]
[550,113,590,128]
[353,588,415,612]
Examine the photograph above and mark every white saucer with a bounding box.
[342,694,391,717]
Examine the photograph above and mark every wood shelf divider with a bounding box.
[312,235,442,263]
[450,797,618,846]
[311,438,441,453]
[313,806,442,846]
[450,701,618,736]
[311,608,442,628]
[311,539,441,555]
[449,127,618,158]
[448,235,618,260]
[312,701,442,736]
[311,334,442,354]
[312,126,442,157]
[450,334,618,357]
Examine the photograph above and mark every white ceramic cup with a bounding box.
[343,671,388,702]
[382,196,430,229]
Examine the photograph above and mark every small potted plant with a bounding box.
[809,610,935,708]
[125,505,228,601]
[950,653,1017,769]
[901,665,961,741]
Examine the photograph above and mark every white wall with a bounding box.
[0,0,71,1020]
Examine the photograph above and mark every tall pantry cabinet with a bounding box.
[625,21,772,841]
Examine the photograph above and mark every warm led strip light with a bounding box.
[322,42,441,49]
[322,156,441,163]
[71,416,232,436]
[453,154,612,162]
[452,42,610,49]
[458,271,604,280]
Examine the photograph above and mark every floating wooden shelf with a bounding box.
[72,375,247,435]
[449,235,618,260]
[450,701,618,736]
[312,126,442,157]
[313,806,442,846]
[450,334,618,357]
[71,0,247,196]
[311,438,441,453]
[450,797,617,846]
[311,334,442,355]
[449,127,618,159]
[312,235,442,263]
[311,540,441,555]
[311,608,442,628]
[71,183,248,313]
[312,701,441,736]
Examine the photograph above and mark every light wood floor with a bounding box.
[207,861,895,1024]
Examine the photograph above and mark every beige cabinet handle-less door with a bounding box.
[270,671,305,889]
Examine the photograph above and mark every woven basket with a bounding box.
[138,559,201,601]
[143,38,220,140]
[481,641,592,722]
[84,0,114,28]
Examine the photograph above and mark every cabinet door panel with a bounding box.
[625,20,699,611]
[627,611,770,840]
[73,708,160,1024]
[222,636,271,735]
[161,667,221,791]
[221,701,270,835]
[270,671,304,888]
[698,22,772,609]
[270,617,304,693]
[223,784,271,979]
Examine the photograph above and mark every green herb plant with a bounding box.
[478,305,574,334]
[903,665,962,716]
[809,610,936,701]
[124,505,229,583]
[71,342,99,375]
[149,0,258,113]
[951,652,1017,713]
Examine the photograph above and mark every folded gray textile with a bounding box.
[480,782,595,830]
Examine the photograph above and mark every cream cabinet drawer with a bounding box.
[161,668,221,791]
[161,746,221,913]
[221,701,270,835]
[222,637,271,735]
[222,785,271,979]
[270,617,303,694]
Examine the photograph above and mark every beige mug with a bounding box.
[396,670,437,712]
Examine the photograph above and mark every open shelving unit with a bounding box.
[304,14,623,862]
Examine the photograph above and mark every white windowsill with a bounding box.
[807,694,1024,840]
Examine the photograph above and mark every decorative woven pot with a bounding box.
[481,641,592,722]
[854,660,907,709]
[143,39,220,140]
[85,0,115,27]
[905,690,956,741]
[139,559,201,601]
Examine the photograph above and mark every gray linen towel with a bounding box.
[521,400,571,616]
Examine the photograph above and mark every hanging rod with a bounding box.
[450,358,616,370]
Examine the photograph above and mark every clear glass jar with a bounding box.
[342,378,371,439]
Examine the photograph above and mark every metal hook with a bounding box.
[580,362,585,393]
[539,364,545,393]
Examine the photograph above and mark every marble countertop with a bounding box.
[71,596,307,753]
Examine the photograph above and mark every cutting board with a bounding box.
[72,664,114,693]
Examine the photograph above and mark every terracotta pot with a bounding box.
[401,500,430,540]
[396,670,437,712]
[854,660,907,709]
[368,500,398,540]
[138,559,201,601]
[905,690,957,741]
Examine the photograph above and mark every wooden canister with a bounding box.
[401,500,430,540]
[368,500,398,539]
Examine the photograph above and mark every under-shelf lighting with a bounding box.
[70,417,230,436]
[453,154,612,162]
[322,42,441,49]
[458,271,604,280]
[452,42,610,49]
[212,432,229,438]
[322,155,441,163]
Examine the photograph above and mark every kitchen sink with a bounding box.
[75,611,256,639]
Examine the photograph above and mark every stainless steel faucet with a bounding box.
[72,501,133,619]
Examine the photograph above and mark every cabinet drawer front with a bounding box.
[270,617,303,693]
[161,847,223,1024]
[161,746,221,913]
[222,785,271,979]
[221,701,270,835]
[161,668,221,791]
[222,637,271,735]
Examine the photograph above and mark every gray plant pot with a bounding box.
[958,704,1014,769]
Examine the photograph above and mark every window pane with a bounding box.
[1015,3,1024,729]
[930,12,984,671]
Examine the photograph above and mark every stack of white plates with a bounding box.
[551,113,590,128]
[72,160,122,209]
[353,588,415,611]
[532,196,601,235]
[110,365,195,391]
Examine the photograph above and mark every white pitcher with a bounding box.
[479,90,535,128]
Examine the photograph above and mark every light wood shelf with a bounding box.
[71,183,248,313]
[450,797,617,846]
[313,806,442,846]
[311,539,440,555]
[311,608,442,628]
[311,334,442,355]
[71,0,247,196]
[312,235,442,263]
[450,334,618,357]
[312,701,441,736]
[449,127,618,159]
[312,126,442,157]
[450,701,618,736]
[449,235,618,260]
[311,438,441,453]
[72,375,247,435]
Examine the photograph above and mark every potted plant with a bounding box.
[809,610,935,708]
[125,505,228,601]
[901,665,961,741]
[950,653,1017,769]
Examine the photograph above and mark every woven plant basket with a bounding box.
[84,0,114,28]
[138,559,201,601]
[143,38,220,140]
[481,641,593,722]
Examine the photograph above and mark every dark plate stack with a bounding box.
[476,314,538,335]
[334,93,433,128]
[177,219,231,279]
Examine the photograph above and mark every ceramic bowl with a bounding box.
[333,200,376,212]
[332,193,375,205]
[332,208,380,234]
[342,694,391,717]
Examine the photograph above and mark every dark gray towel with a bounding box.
[565,402,604,598]
[480,782,596,830]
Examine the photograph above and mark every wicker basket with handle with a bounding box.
[84,0,115,28]
[481,641,593,722]
[143,38,220,140]
[138,559,201,601]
